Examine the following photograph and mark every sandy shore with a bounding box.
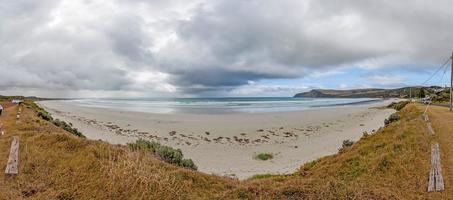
[39,100,395,179]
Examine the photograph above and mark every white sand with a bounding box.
[39,100,395,179]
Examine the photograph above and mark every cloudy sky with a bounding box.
[1,0,453,98]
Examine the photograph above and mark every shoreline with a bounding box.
[39,99,396,179]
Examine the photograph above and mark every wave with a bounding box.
[64,97,381,114]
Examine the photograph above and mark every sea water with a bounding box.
[61,97,381,114]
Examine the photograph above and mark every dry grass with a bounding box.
[222,104,436,199]
[0,102,448,199]
[417,104,453,199]
[0,103,237,199]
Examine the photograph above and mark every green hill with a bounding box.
[294,87,426,98]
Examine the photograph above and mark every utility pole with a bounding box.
[410,87,412,99]
[450,51,453,111]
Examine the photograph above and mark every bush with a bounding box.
[180,159,197,169]
[52,119,85,138]
[33,104,85,138]
[384,113,400,125]
[37,111,53,121]
[342,140,354,148]
[387,101,409,111]
[157,146,184,164]
[339,140,354,153]
[128,139,197,170]
[254,153,273,161]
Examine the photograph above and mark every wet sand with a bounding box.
[39,100,395,179]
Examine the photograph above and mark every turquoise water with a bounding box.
[65,97,381,114]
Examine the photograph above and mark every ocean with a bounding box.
[62,97,381,114]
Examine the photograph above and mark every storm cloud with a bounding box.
[1,0,453,97]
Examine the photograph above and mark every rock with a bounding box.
[169,131,177,136]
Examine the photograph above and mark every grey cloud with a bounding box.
[1,0,453,96]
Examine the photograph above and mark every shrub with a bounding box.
[33,104,85,138]
[52,119,85,138]
[339,140,354,153]
[157,146,184,164]
[180,159,197,169]
[254,153,273,161]
[384,113,400,125]
[342,140,354,148]
[128,139,197,170]
[37,111,53,121]
[387,101,409,111]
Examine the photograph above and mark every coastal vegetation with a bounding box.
[248,173,277,180]
[384,101,409,125]
[387,101,410,111]
[29,101,85,138]
[384,113,401,125]
[128,138,197,170]
[338,139,354,153]
[254,153,274,161]
[0,97,450,199]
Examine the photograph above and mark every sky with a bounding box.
[1,0,453,98]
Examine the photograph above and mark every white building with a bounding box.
[11,99,23,104]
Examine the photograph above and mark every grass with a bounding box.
[248,173,277,180]
[222,104,435,199]
[0,100,448,199]
[254,153,273,161]
[30,101,85,138]
[0,101,236,199]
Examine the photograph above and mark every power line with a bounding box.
[438,61,450,85]
[420,58,451,86]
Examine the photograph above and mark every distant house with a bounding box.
[433,88,446,93]
[421,96,431,104]
[11,99,23,104]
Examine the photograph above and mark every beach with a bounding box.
[39,99,395,179]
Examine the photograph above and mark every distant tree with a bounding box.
[420,88,425,98]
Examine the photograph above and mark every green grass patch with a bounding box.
[248,173,275,180]
[254,153,273,161]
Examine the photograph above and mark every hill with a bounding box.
[0,98,449,199]
[294,87,425,98]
